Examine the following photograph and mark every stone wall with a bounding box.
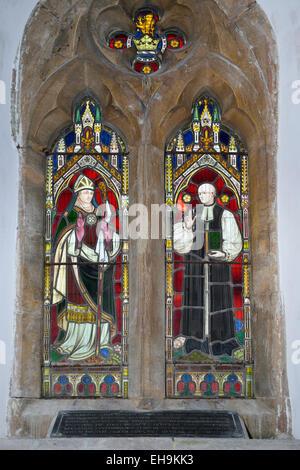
[7,0,290,438]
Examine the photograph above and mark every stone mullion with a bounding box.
[128,134,165,400]
[138,138,152,399]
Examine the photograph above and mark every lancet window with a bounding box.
[43,96,129,398]
[165,95,253,398]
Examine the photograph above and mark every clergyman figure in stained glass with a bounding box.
[173,182,242,357]
[165,94,252,398]
[52,174,120,361]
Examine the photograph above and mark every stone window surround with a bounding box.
[7,0,291,439]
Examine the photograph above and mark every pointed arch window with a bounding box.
[42,96,129,398]
[165,95,252,398]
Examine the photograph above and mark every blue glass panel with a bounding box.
[172,153,177,168]
[184,130,193,146]
[101,130,111,147]
[65,131,75,148]
[220,130,230,146]
[53,154,58,171]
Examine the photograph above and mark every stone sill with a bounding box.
[8,397,278,439]
[0,437,300,450]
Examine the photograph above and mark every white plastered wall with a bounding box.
[0,0,38,437]
[258,0,300,439]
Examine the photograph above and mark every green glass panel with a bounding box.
[209,231,221,250]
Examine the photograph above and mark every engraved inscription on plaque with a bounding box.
[50,410,248,438]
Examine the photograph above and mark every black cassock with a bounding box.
[181,204,240,357]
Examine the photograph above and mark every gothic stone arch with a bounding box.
[8,0,290,438]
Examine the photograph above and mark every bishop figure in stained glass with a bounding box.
[52,174,120,360]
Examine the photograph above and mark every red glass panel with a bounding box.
[235,382,241,393]
[212,382,218,392]
[134,61,159,73]
[178,381,184,392]
[109,34,127,49]
[223,187,234,198]
[174,258,184,269]
[51,305,59,344]
[78,383,84,393]
[174,253,184,262]
[116,297,122,332]
[232,264,243,284]
[215,177,225,194]
[69,173,79,188]
[89,384,96,394]
[114,282,122,295]
[235,213,242,231]
[166,33,184,49]
[227,198,237,213]
[55,384,61,394]
[134,62,143,73]
[184,183,198,198]
[84,222,98,247]
[57,189,73,214]
[234,310,244,321]
[174,294,182,308]
[173,309,182,337]
[52,214,62,235]
[115,256,122,280]
[107,189,118,211]
[174,269,183,292]
[67,265,85,305]
[233,287,243,309]
[94,188,103,206]
[112,334,121,344]
[192,168,217,185]
[82,168,99,181]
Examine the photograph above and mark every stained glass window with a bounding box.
[42,97,129,398]
[165,95,253,398]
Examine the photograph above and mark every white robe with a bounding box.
[173,206,242,261]
[52,214,120,361]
